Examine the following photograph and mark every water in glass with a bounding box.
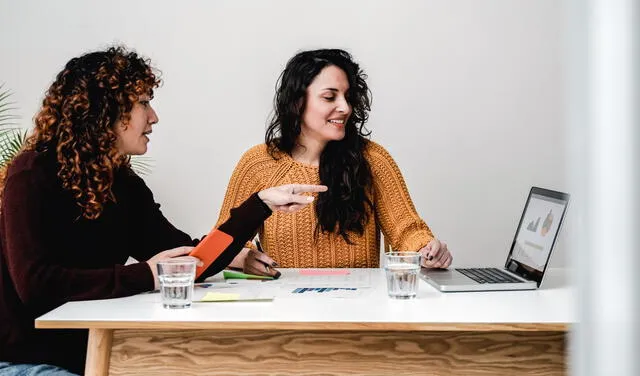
[159,273,193,309]
[385,263,419,299]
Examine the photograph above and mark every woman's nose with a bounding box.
[336,97,351,114]
[148,107,159,124]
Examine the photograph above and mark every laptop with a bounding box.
[420,186,570,292]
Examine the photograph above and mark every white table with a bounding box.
[36,268,573,376]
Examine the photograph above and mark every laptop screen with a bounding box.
[505,187,569,286]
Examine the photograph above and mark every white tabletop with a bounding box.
[35,268,573,331]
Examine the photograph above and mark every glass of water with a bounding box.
[157,259,196,309]
[384,252,421,299]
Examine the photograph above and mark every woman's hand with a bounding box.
[258,184,328,212]
[418,239,453,269]
[146,246,202,290]
[243,249,280,278]
[228,248,280,278]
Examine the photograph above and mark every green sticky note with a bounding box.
[223,270,274,280]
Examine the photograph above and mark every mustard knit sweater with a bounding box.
[214,141,434,268]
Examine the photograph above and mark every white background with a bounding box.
[0,0,567,267]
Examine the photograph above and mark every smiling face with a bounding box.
[299,65,352,146]
[114,94,158,155]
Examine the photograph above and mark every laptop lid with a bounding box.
[503,187,570,287]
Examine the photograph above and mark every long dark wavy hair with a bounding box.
[0,46,160,219]
[265,49,373,243]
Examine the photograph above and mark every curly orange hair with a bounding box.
[0,46,160,219]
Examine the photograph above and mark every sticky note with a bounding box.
[298,269,351,276]
[200,292,240,302]
[198,292,275,302]
[223,270,274,280]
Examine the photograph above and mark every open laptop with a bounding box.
[420,187,569,292]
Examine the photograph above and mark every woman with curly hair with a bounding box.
[215,49,452,277]
[0,47,325,375]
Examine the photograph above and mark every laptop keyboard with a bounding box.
[457,268,525,284]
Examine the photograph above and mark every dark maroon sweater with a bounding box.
[0,150,271,374]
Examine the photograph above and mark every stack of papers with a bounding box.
[190,269,372,302]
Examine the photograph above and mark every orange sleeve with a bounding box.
[368,142,435,252]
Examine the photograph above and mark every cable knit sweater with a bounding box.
[215,141,434,268]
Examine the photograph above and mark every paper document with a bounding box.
[286,287,368,298]
[281,272,371,287]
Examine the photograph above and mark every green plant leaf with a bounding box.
[0,130,26,168]
[0,84,25,168]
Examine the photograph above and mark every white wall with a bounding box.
[0,0,567,267]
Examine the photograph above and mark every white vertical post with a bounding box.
[568,1,639,375]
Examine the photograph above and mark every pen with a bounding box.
[255,239,265,254]
[255,239,281,279]
[254,239,269,271]
[256,240,278,267]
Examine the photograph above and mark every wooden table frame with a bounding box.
[36,269,571,375]
[36,321,567,376]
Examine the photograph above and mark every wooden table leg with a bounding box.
[85,328,114,376]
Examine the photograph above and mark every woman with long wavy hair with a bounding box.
[215,49,452,277]
[0,46,325,375]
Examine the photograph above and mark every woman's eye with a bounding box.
[323,97,335,101]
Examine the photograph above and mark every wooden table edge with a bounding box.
[35,320,570,331]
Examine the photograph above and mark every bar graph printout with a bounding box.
[281,269,372,298]
[288,287,366,298]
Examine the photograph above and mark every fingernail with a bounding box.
[274,271,281,279]
[307,196,314,201]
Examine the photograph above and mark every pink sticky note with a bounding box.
[298,269,351,276]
